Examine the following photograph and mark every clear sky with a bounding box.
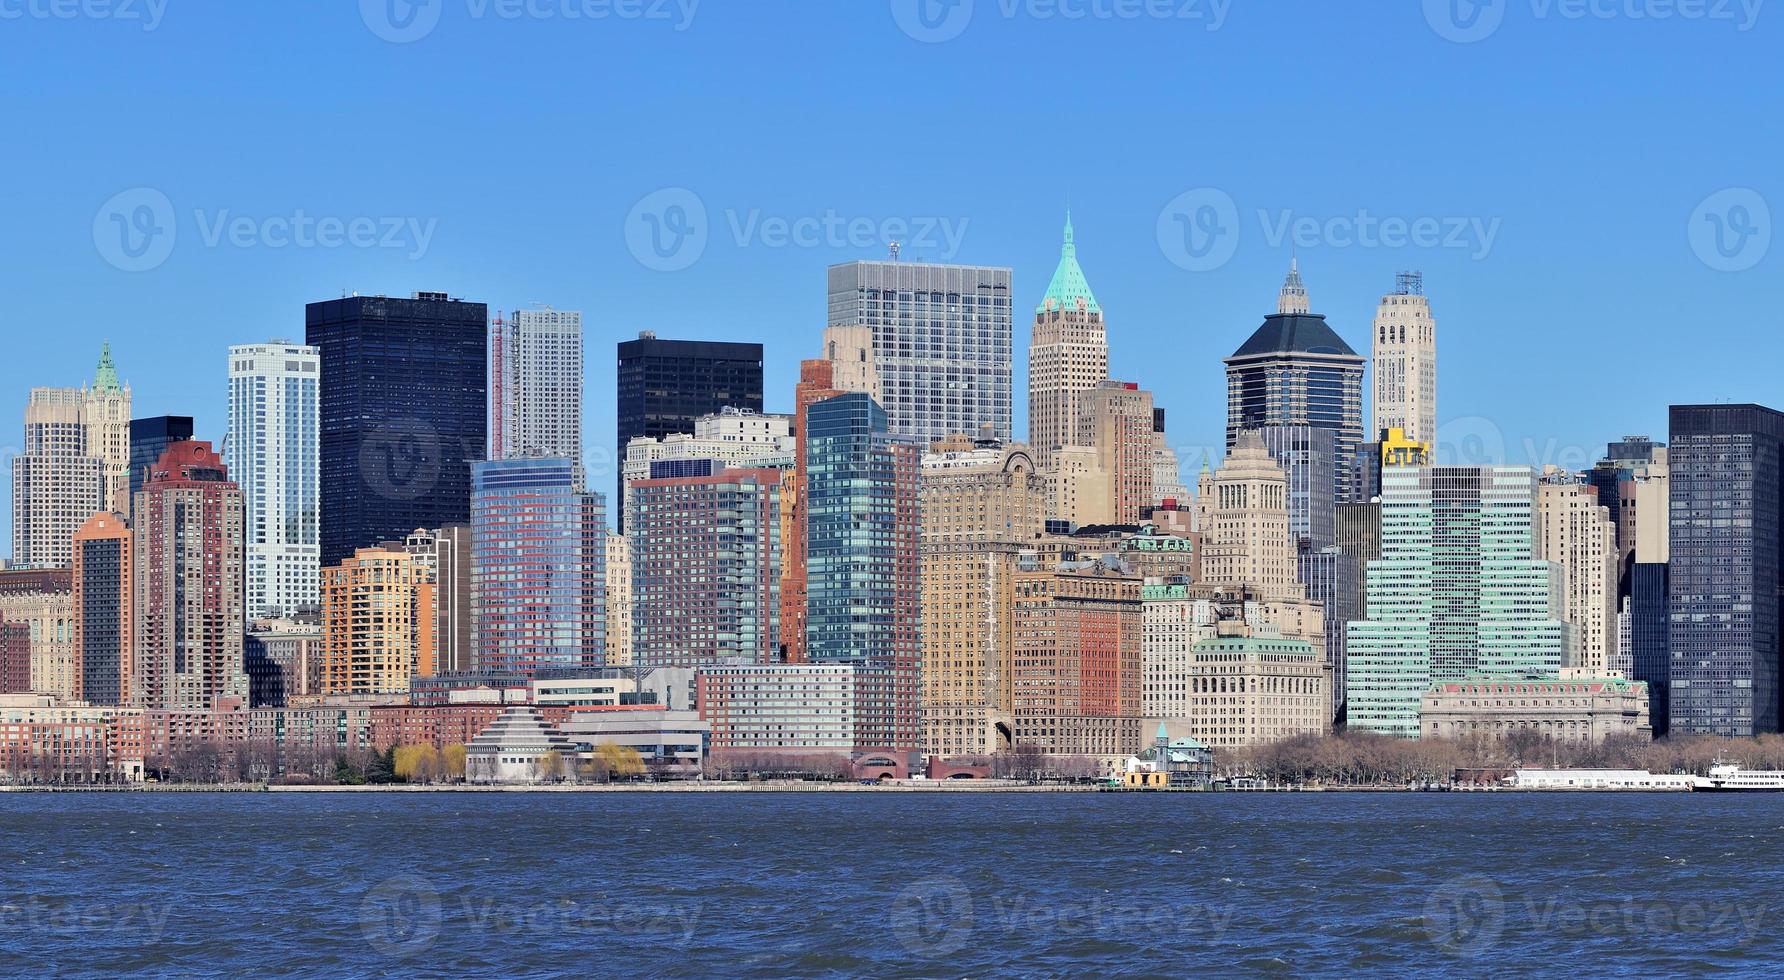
[1,0,1778,543]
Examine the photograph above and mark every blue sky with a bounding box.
[1,0,1778,542]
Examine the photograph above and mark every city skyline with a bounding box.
[6,5,1775,548]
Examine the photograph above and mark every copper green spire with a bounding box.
[92,342,121,393]
[1037,209,1100,314]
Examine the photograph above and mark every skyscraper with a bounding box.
[615,332,763,530]
[629,466,782,667]
[1256,424,1337,549]
[1074,381,1154,525]
[321,546,435,696]
[128,415,192,502]
[1224,262,1366,504]
[132,441,249,709]
[780,360,845,663]
[470,458,605,677]
[604,534,632,668]
[307,291,488,567]
[83,344,131,514]
[827,259,1013,445]
[403,525,473,675]
[72,512,131,706]
[1668,404,1784,736]
[1538,475,1617,675]
[491,307,583,463]
[1347,465,1573,737]
[227,341,321,620]
[1370,272,1437,445]
[1028,212,1107,465]
[804,393,921,753]
[12,387,104,569]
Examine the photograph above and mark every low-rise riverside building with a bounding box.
[1164,632,1331,750]
[465,705,578,784]
[1420,675,1652,743]
[696,660,913,776]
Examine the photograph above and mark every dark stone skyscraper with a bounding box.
[1668,404,1784,736]
[1224,262,1366,504]
[307,292,487,567]
[614,332,763,530]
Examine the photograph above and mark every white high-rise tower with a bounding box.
[1370,272,1437,444]
[492,307,583,465]
[227,341,321,619]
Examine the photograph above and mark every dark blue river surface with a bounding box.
[2,791,1781,977]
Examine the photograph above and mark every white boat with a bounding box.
[1695,761,1784,792]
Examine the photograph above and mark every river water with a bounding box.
[2,792,1779,976]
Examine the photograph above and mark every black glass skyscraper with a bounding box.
[128,415,193,501]
[307,292,487,567]
[614,331,763,530]
[1668,404,1784,736]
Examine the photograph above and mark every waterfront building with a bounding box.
[83,345,132,515]
[615,332,763,530]
[779,361,845,663]
[1164,632,1331,750]
[490,307,582,463]
[1668,404,1784,736]
[1224,262,1366,503]
[12,387,104,569]
[464,705,577,784]
[128,415,192,502]
[132,442,249,710]
[1028,212,1107,466]
[828,258,1013,445]
[696,660,908,774]
[1538,474,1618,675]
[1421,675,1651,743]
[0,569,75,699]
[1010,557,1145,757]
[804,393,922,753]
[320,547,435,696]
[227,341,321,620]
[306,291,487,566]
[558,708,709,777]
[1370,272,1437,446]
[470,458,605,677]
[629,467,782,667]
[1627,458,1671,732]
[920,438,1046,757]
[1347,465,1574,738]
[604,535,632,668]
[1196,431,1299,598]
[72,512,131,705]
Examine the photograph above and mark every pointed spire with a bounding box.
[1277,257,1309,315]
[1037,208,1100,314]
[92,342,122,394]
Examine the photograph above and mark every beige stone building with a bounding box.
[1163,630,1331,750]
[1073,381,1154,526]
[84,345,132,516]
[920,441,1045,757]
[1420,675,1651,743]
[1046,444,1108,527]
[1538,476,1617,674]
[1027,212,1108,468]
[1196,430,1299,599]
[0,570,75,699]
[821,324,880,404]
[320,547,436,696]
[1370,273,1437,446]
[604,534,632,668]
[1010,558,1145,757]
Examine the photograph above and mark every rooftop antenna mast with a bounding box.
[888,241,901,263]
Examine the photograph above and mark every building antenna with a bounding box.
[888,241,901,263]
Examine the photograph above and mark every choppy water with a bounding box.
[2,791,1781,976]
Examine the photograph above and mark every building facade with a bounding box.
[1537,476,1617,675]
[827,259,1013,445]
[1010,558,1145,757]
[1421,676,1651,743]
[1074,381,1154,525]
[0,569,74,700]
[84,344,132,515]
[306,291,488,567]
[470,458,605,677]
[604,534,632,668]
[491,307,582,464]
[132,441,249,710]
[1028,212,1108,466]
[320,547,435,696]
[1165,634,1331,750]
[1370,272,1437,445]
[13,387,104,569]
[227,341,321,620]
[128,415,192,502]
[72,512,132,706]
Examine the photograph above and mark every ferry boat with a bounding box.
[1695,762,1784,792]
